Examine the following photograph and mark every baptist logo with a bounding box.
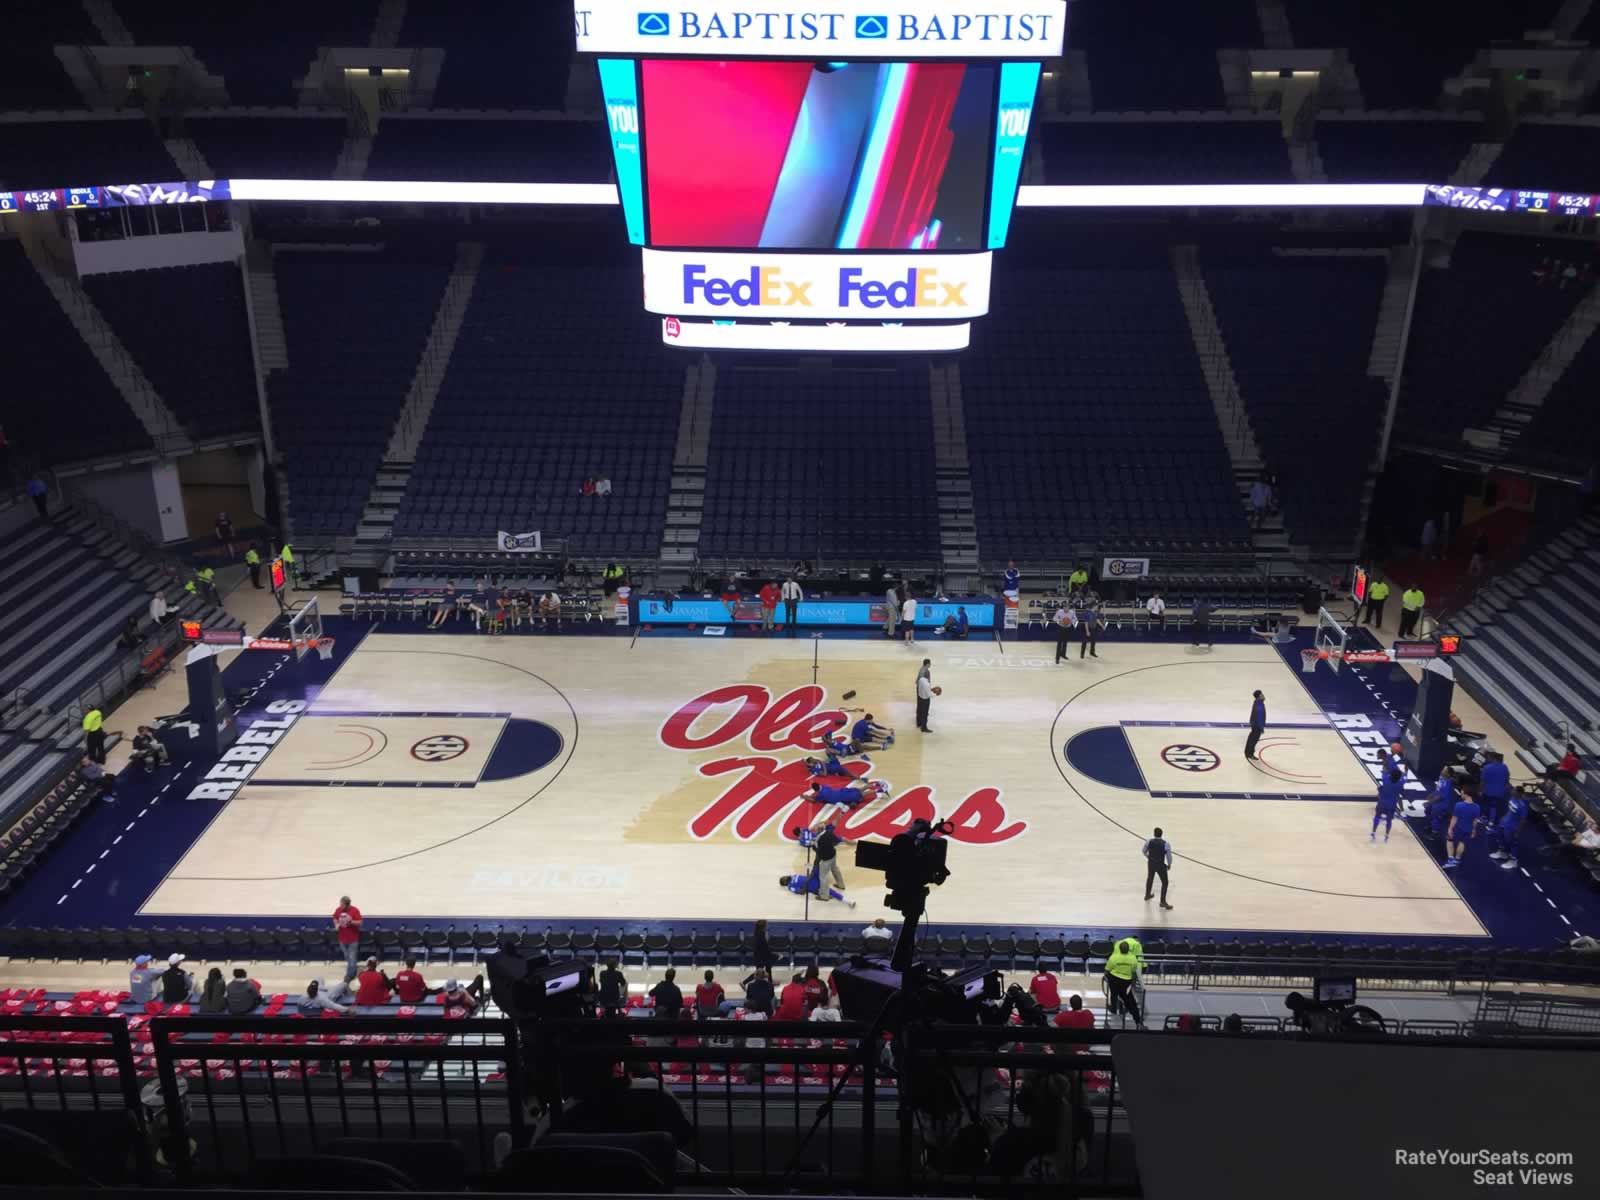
[637,11,670,35]
[855,14,889,38]
[663,316,682,339]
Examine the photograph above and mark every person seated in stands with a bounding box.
[1547,744,1581,781]
[942,608,970,640]
[198,967,227,1013]
[649,968,684,1020]
[79,756,115,802]
[470,582,501,633]
[226,967,261,1014]
[1029,968,1061,1013]
[598,958,628,1017]
[694,969,726,1018]
[810,993,842,1023]
[740,966,774,1016]
[393,957,436,1005]
[160,953,194,1004]
[130,726,169,773]
[775,973,809,1021]
[353,958,393,1005]
[539,591,561,628]
[1570,816,1600,852]
[442,976,484,1016]
[116,613,142,650]
[149,591,169,625]
[594,474,612,498]
[298,979,349,1015]
[1054,994,1095,1032]
[428,584,457,628]
[128,954,161,1004]
[580,476,596,497]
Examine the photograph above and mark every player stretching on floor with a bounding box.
[808,779,889,809]
[1444,785,1481,869]
[1371,768,1402,842]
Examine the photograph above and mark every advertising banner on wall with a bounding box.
[637,596,996,627]
[1101,557,1151,579]
[574,1,1067,59]
[641,248,991,321]
[497,530,544,553]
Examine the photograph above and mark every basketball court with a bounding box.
[137,629,1487,940]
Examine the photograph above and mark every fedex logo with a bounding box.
[838,267,966,309]
[681,264,966,310]
[683,265,813,307]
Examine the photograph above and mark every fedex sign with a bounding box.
[645,249,992,321]
[574,2,1066,58]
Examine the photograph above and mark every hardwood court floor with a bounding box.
[138,632,1486,939]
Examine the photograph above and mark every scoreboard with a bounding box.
[578,1,1064,353]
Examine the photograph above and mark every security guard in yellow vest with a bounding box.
[83,707,107,764]
[197,566,218,605]
[1068,565,1089,593]
[1363,578,1390,628]
[281,543,296,585]
[245,546,262,589]
[1104,938,1145,1028]
[1399,585,1425,638]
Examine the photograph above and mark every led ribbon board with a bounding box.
[574,1,1068,59]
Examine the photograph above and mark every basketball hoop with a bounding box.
[1301,648,1320,674]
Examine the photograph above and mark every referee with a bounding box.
[915,659,934,732]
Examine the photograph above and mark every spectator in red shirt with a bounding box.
[1548,743,1581,780]
[758,580,781,635]
[332,895,363,982]
[353,958,392,1006]
[1028,969,1061,1012]
[720,581,740,623]
[695,969,726,1018]
[801,964,827,1012]
[775,974,808,1022]
[441,976,483,1016]
[1054,993,1095,1032]
[393,958,434,1005]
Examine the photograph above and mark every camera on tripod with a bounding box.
[1284,975,1387,1036]
[853,816,952,913]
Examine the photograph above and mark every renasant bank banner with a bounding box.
[573,1,1067,58]
[641,248,992,321]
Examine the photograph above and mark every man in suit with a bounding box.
[1245,690,1266,761]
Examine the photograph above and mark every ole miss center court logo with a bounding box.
[1161,744,1220,772]
[659,684,1026,845]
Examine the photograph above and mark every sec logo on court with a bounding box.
[411,735,469,762]
[1160,744,1219,772]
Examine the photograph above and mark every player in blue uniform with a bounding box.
[1444,787,1480,868]
[807,779,888,809]
[1371,769,1402,842]
[1478,752,1510,825]
[850,714,894,751]
[1426,767,1457,839]
[804,753,852,778]
[1489,790,1528,870]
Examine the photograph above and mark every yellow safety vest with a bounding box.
[198,568,215,583]
[281,544,295,564]
[1369,582,1390,601]
[1106,947,1141,981]
[83,710,103,733]
[245,549,260,565]
[1402,589,1424,611]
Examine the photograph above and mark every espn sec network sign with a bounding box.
[642,249,992,322]
[574,1,1066,58]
